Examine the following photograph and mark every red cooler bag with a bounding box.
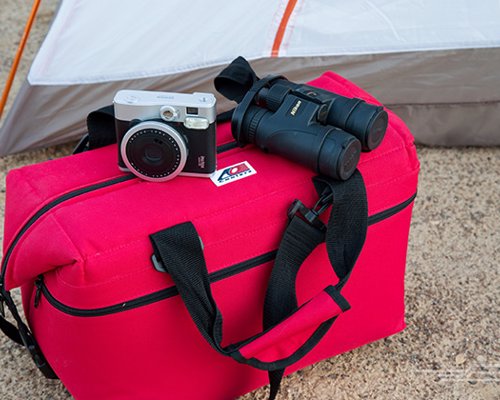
[0,71,419,399]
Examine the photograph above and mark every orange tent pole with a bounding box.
[0,0,42,120]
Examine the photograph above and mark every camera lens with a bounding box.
[144,143,164,164]
[120,121,187,182]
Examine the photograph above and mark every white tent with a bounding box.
[1,0,500,156]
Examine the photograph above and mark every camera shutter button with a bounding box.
[160,106,178,121]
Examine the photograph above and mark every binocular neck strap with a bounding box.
[214,56,259,102]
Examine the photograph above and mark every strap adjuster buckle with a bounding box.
[287,199,326,231]
[18,323,58,379]
[287,190,333,231]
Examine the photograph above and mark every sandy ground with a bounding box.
[0,1,499,399]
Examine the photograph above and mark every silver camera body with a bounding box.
[114,90,217,182]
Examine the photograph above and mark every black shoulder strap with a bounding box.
[263,170,367,398]
[150,170,367,399]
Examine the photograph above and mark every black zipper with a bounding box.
[0,140,416,317]
[35,250,278,317]
[1,142,241,286]
[35,191,416,317]
[0,174,136,285]
[367,192,417,225]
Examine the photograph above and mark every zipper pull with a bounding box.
[34,277,43,308]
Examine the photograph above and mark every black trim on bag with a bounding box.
[367,193,416,225]
[36,192,416,317]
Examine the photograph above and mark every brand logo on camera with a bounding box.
[210,161,257,187]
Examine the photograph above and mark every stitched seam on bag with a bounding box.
[23,179,85,263]
[69,178,312,263]
[50,179,311,289]
[365,168,418,190]
[53,219,287,290]
[9,177,84,271]
[2,169,45,253]
[358,145,408,166]
[197,218,288,252]
[4,172,132,259]
[6,175,144,287]
[8,148,241,260]
[189,179,313,222]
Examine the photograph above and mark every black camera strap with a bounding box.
[76,56,259,155]
[76,105,235,155]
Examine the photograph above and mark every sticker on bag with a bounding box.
[210,161,257,187]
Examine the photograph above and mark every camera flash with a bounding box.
[184,117,209,130]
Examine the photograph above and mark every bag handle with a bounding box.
[150,170,367,399]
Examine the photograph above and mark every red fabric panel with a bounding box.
[238,288,343,361]
[2,71,420,399]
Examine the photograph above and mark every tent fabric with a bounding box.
[1,0,500,155]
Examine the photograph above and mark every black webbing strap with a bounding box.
[72,105,117,154]
[313,172,368,289]
[150,221,346,372]
[86,105,116,150]
[0,288,57,378]
[0,305,22,344]
[150,170,367,399]
[263,170,367,399]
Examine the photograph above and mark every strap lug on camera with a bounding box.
[72,133,90,154]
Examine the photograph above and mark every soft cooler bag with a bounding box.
[0,71,419,399]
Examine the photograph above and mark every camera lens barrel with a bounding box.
[327,97,388,151]
[120,121,188,182]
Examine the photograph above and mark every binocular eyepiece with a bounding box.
[216,60,388,181]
